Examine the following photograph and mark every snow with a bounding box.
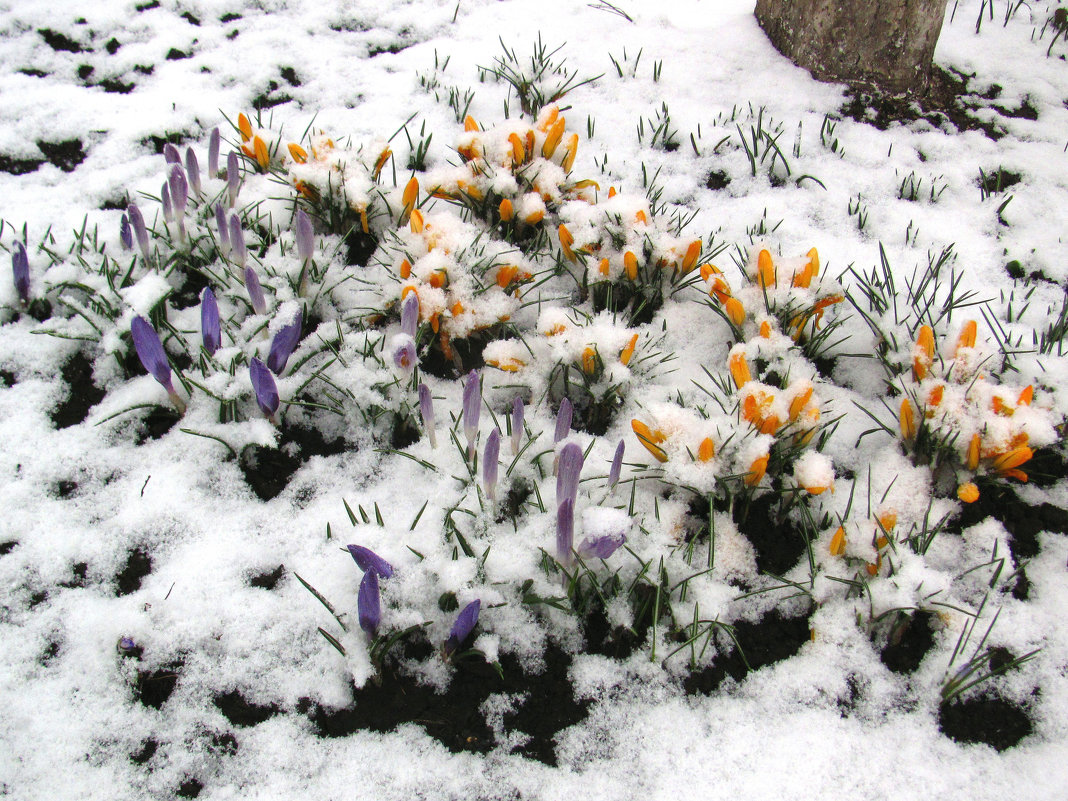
[2,0,1068,798]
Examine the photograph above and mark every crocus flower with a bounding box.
[400,291,419,339]
[11,241,30,305]
[483,429,500,502]
[557,441,583,507]
[577,531,626,560]
[214,204,230,257]
[557,497,575,564]
[358,570,381,636]
[511,396,524,455]
[227,150,240,207]
[608,439,624,488]
[444,599,480,656]
[160,183,173,222]
[419,383,437,448]
[131,316,184,411]
[208,127,220,176]
[245,267,266,315]
[462,370,480,458]
[163,143,180,164]
[228,215,246,269]
[295,209,313,264]
[346,545,394,578]
[168,164,188,215]
[119,214,133,251]
[554,398,573,443]
[185,147,201,195]
[267,313,302,375]
[127,203,150,260]
[249,357,279,420]
[200,288,220,355]
[391,335,417,374]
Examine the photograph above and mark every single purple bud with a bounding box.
[208,127,221,176]
[444,599,481,656]
[609,439,624,488]
[163,143,181,164]
[557,441,583,507]
[185,147,201,195]
[554,398,573,443]
[131,315,173,391]
[267,312,302,375]
[295,209,313,263]
[346,545,394,578]
[400,291,419,339]
[245,268,266,315]
[160,182,173,222]
[419,383,436,448]
[227,150,240,207]
[229,214,247,269]
[214,204,230,256]
[483,429,500,502]
[577,532,626,560]
[168,164,188,218]
[556,497,575,564]
[391,334,417,373]
[117,636,139,654]
[249,357,279,419]
[11,241,30,305]
[510,396,524,455]
[127,203,150,259]
[358,569,381,635]
[462,370,480,456]
[120,214,133,251]
[200,287,220,355]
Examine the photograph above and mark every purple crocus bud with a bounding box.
[557,441,583,507]
[462,370,480,457]
[200,287,220,356]
[391,335,417,374]
[578,531,626,560]
[400,291,419,339]
[131,315,173,391]
[120,214,133,251]
[295,209,313,263]
[483,428,500,502]
[444,599,480,656]
[557,497,575,564]
[185,147,201,195]
[510,396,524,455]
[249,357,279,420]
[419,383,437,448]
[11,241,30,305]
[358,569,381,635]
[267,313,302,375]
[214,204,230,257]
[229,214,247,269]
[169,165,188,216]
[160,182,173,222]
[127,203,150,259]
[227,150,240,207]
[609,440,624,488]
[163,143,181,164]
[555,398,573,443]
[208,127,221,176]
[346,545,394,578]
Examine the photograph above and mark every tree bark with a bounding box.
[754,0,948,95]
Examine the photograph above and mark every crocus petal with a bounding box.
[208,127,220,176]
[554,398,573,443]
[119,214,133,251]
[227,150,240,206]
[267,313,302,375]
[391,334,417,373]
[444,599,481,656]
[511,396,524,455]
[214,204,230,256]
[346,545,394,578]
[127,203,150,259]
[557,441,583,507]
[163,143,181,164]
[184,147,201,195]
[200,288,220,355]
[249,357,279,419]
[483,429,500,501]
[577,532,625,560]
[229,214,247,269]
[556,497,575,564]
[462,370,480,453]
[358,570,381,635]
[11,241,30,304]
[295,209,314,263]
[161,182,173,222]
[419,383,437,448]
[400,291,419,339]
[608,439,624,487]
[244,267,266,314]
[168,164,188,215]
[131,316,173,390]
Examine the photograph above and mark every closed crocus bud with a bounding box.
[11,241,30,305]
[557,497,575,564]
[391,335,417,374]
[160,182,173,222]
[577,531,625,560]
[227,150,240,207]
[557,441,583,507]
[554,398,573,444]
[208,127,221,176]
[168,166,188,233]
[483,429,500,502]
[511,396,524,455]
[444,599,480,657]
[214,204,230,257]
[418,383,437,448]
[244,268,266,315]
[462,370,480,458]
[267,313,302,375]
[127,203,151,260]
[131,316,185,412]
[185,147,201,195]
[249,357,279,420]
[400,291,419,339]
[229,214,247,269]
[608,439,624,488]
[200,288,220,355]
[346,545,394,578]
[120,214,133,251]
[358,570,381,636]
[295,209,313,264]
[163,143,181,164]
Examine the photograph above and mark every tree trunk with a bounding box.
[754,0,948,95]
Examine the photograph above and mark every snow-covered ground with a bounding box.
[2,1,1068,798]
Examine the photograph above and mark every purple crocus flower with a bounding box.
[200,288,220,356]
[483,428,500,502]
[554,398,573,443]
[419,383,437,448]
[444,599,480,656]
[185,147,201,195]
[462,370,480,458]
[557,497,575,564]
[245,268,266,315]
[577,531,626,560]
[208,127,221,176]
[249,357,279,420]
[227,150,240,207]
[160,182,173,222]
[358,570,381,635]
[346,545,394,578]
[400,291,419,339]
[163,143,180,165]
[295,209,313,264]
[214,204,230,257]
[11,241,30,305]
[229,214,247,269]
[267,313,301,375]
[120,214,133,251]
[608,439,624,488]
[557,441,583,507]
[131,315,185,412]
[391,335,417,374]
[510,396,524,455]
[127,203,151,259]
[168,164,188,215]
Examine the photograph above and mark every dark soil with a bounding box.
[134,664,181,709]
[879,610,936,674]
[51,351,106,429]
[176,778,203,798]
[583,586,655,660]
[36,139,86,172]
[733,493,808,577]
[344,229,378,267]
[978,168,1022,195]
[130,738,158,764]
[588,279,662,327]
[38,28,84,52]
[419,326,507,379]
[939,695,1032,751]
[306,643,589,766]
[169,269,211,310]
[705,169,731,190]
[248,564,285,590]
[683,607,812,695]
[547,363,620,436]
[116,547,152,596]
[240,425,351,501]
[213,690,281,727]
[0,369,15,387]
[0,153,45,175]
[0,541,17,556]
[953,480,1068,562]
[133,406,181,444]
